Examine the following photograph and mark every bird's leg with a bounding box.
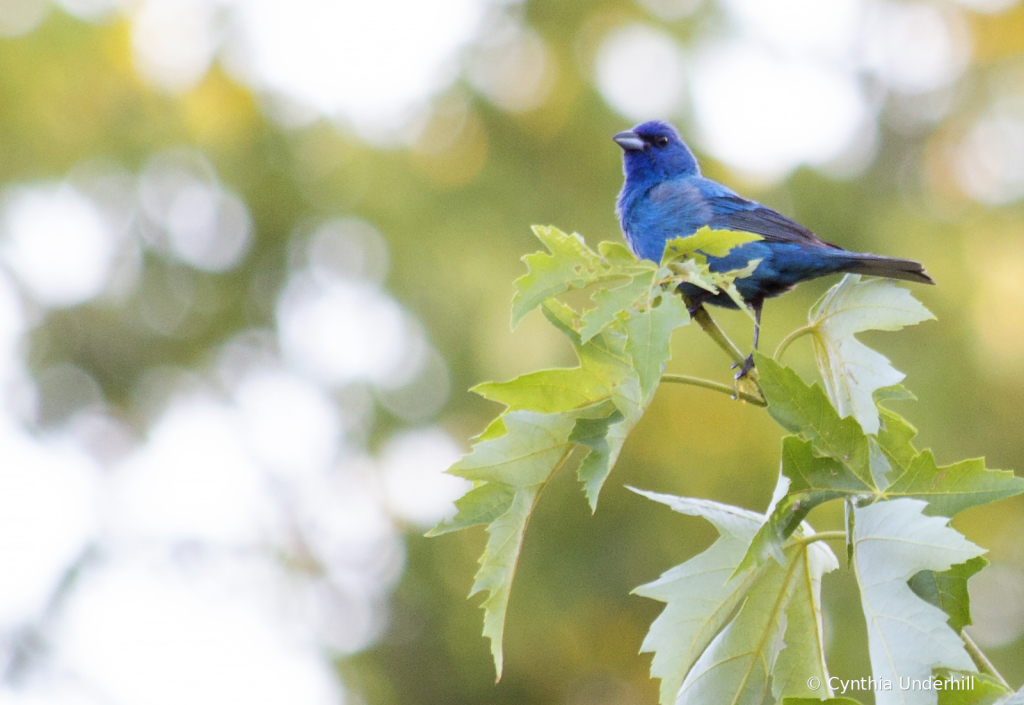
[735,298,763,380]
[687,302,747,367]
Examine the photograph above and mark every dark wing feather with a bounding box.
[708,195,839,249]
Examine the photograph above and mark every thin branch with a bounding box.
[786,530,847,549]
[662,373,766,406]
[961,630,1011,690]
[774,325,815,361]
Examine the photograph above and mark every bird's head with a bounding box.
[613,120,700,181]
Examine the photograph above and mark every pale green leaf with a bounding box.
[783,699,863,705]
[663,227,763,259]
[426,482,516,536]
[471,485,540,680]
[675,540,835,705]
[772,538,840,701]
[574,373,645,510]
[511,225,615,327]
[598,240,637,263]
[631,488,838,705]
[937,672,1010,705]
[625,293,690,400]
[449,410,577,487]
[632,511,763,705]
[994,683,1024,705]
[628,487,765,542]
[852,499,985,705]
[472,366,616,413]
[579,271,655,343]
[807,275,935,434]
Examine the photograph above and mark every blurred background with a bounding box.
[0,0,1022,702]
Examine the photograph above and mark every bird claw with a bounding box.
[734,354,755,380]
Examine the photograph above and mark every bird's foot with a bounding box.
[734,354,756,380]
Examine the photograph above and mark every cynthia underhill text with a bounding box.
[828,676,975,694]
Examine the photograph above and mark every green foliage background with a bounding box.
[3,2,1024,703]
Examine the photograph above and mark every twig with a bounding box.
[786,530,847,549]
[961,630,1011,690]
[774,325,814,361]
[662,373,766,406]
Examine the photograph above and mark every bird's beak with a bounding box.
[613,130,645,151]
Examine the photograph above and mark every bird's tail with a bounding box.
[833,251,935,285]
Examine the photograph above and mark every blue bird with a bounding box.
[614,120,934,376]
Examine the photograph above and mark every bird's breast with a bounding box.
[619,179,712,262]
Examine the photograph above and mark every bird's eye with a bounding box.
[654,135,670,147]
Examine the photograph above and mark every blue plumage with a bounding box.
[613,120,934,374]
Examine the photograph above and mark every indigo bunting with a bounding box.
[614,120,934,376]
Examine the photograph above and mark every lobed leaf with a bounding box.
[738,436,872,572]
[471,485,541,680]
[511,225,616,327]
[755,354,873,488]
[883,451,1024,518]
[624,291,690,400]
[631,489,837,705]
[936,673,1011,705]
[579,270,656,343]
[909,557,988,634]
[770,537,839,701]
[807,275,934,434]
[662,227,763,259]
[852,499,985,705]
[426,482,516,536]
[448,409,578,487]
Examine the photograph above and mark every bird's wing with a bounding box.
[705,189,838,248]
[645,178,838,249]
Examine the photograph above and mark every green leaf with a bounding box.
[663,227,763,259]
[783,699,863,705]
[631,489,838,705]
[571,407,624,507]
[755,354,873,488]
[579,270,655,343]
[511,225,616,328]
[806,275,934,434]
[449,409,577,487]
[739,437,872,572]
[883,451,1024,518]
[994,683,1024,705]
[426,482,516,536]
[630,490,765,705]
[472,366,617,414]
[852,499,986,705]
[771,537,840,701]
[937,672,1010,705]
[909,557,988,633]
[675,539,838,705]
[624,292,690,400]
[471,485,540,680]
[711,259,762,319]
[876,408,919,481]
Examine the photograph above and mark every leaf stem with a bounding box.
[690,305,746,367]
[774,325,815,361]
[961,630,1011,690]
[662,374,766,406]
[786,530,848,549]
